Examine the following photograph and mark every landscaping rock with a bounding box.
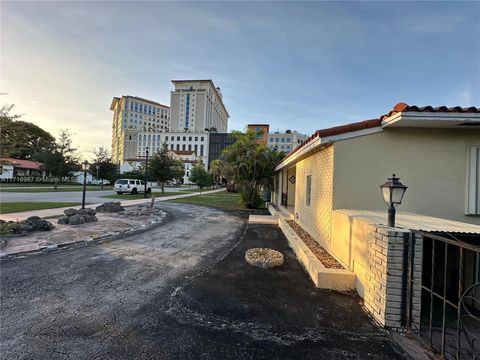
[245,248,284,269]
[68,214,86,225]
[59,208,97,225]
[64,208,77,217]
[96,202,125,213]
[25,216,55,231]
[57,216,70,225]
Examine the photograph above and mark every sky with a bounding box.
[1,1,479,158]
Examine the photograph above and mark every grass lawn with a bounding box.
[169,190,265,211]
[0,202,82,214]
[0,186,113,193]
[101,192,178,200]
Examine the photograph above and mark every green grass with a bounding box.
[0,185,113,193]
[0,202,82,214]
[169,190,265,211]
[101,192,177,200]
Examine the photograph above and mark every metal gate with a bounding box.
[406,231,480,359]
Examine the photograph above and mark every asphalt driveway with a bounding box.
[0,203,404,359]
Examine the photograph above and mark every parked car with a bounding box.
[114,179,151,195]
[93,179,111,185]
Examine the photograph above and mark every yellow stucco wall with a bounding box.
[333,128,480,225]
[294,145,334,246]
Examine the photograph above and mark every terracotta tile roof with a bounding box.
[0,158,42,170]
[380,102,480,120]
[279,102,480,165]
[173,150,195,155]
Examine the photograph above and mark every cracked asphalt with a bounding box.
[0,203,404,359]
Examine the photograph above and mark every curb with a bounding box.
[0,211,168,260]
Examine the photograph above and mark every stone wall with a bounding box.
[362,225,422,330]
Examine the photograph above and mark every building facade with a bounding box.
[170,150,202,185]
[208,132,236,167]
[110,96,170,165]
[170,80,229,133]
[267,130,308,153]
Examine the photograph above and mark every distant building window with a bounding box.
[182,144,186,150]
[183,136,186,141]
[306,175,312,206]
[270,138,274,142]
[201,137,204,141]
[281,138,285,142]
[200,145,204,156]
[466,146,480,215]
[275,138,279,142]
[195,136,198,141]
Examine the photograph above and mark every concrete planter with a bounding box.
[269,203,355,291]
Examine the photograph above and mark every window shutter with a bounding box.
[465,146,480,215]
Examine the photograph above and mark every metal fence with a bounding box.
[407,231,480,359]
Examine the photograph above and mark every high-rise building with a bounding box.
[267,130,308,153]
[208,132,236,167]
[110,96,170,165]
[170,80,229,133]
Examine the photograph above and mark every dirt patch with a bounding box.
[285,220,343,269]
[2,207,165,253]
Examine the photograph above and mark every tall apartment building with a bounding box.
[110,96,170,165]
[170,80,229,133]
[267,130,308,153]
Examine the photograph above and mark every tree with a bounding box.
[149,144,185,193]
[209,159,221,187]
[89,147,118,188]
[189,164,213,194]
[35,129,80,189]
[222,130,284,208]
[0,104,56,159]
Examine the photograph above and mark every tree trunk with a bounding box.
[161,182,165,194]
[101,178,104,190]
[54,178,58,190]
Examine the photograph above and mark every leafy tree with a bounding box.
[189,164,213,194]
[35,129,80,188]
[89,147,118,188]
[222,130,284,208]
[149,144,185,193]
[0,104,56,159]
[209,159,221,187]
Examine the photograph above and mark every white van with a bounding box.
[114,179,151,195]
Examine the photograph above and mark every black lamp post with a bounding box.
[144,146,149,199]
[380,174,407,227]
[81,160,89,209]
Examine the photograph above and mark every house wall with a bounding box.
[333,128,480,225]
[287,166,296,206]
[294,145,334,246]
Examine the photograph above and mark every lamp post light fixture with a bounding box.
[144,146,149,199]
[81,160,89,209]
[96,165,100,186]
[380,174,408,227]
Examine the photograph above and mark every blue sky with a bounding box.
[1,1,479,156]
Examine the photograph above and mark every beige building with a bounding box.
[110,96,170,165]
[170,80,229,133]
[170,150,203,185]
[270,103,480,343]
[273,103,480,228]
[267,129,308,153]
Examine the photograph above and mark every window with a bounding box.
[281,138,285,142]
[200,145,204,156]
[189,136,192,141]
[176,144,180,150]
[188,144,192,151]
[182,144,186,150]
[195,136,198,141]
[270,138,274,142]
[306,175,312,206]
[275,138,279,142]
[183,136,186,141]
[201,137,204,141]
[466,146,480,215]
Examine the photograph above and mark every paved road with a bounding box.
[0,203,404,359]
[0,186,196,203]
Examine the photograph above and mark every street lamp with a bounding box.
[81,160,89,209]
[144,146,149,199]
[96,165,100,187]
[380,174,408,227]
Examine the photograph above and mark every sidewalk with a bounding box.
[0,188,225,221]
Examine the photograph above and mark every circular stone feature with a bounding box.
[245,248,284,269]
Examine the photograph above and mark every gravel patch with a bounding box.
[245,247,284,268]
[286,220,343,269]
